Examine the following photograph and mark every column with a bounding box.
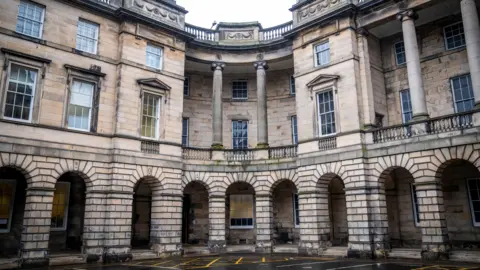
[150,193,183,256]
[211,62,225,148]
[208,195,226,253]
[397,10,429,120]
[298,191,331,255]
[415,179,450,260]
[357,28,378,128]
[20,187,54,268]
[254,61,269,147]
[366,187,390,258]
[83,191,107,263]
[461,0,480,107]
[255,194,273,253]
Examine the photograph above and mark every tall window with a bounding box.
[51,182,70,230]
[4,64,37,122]
[183,77,190,97]
[0,180,16,233]
[400,90,413,123]
[317,90,336,136]
[291,115,298,144]
[290,75,296,95]
[410,183,421,226]
[394,41,406,65]
[451,75,474,113]
[444,22,466,50]
[232,80,248,100]
[182,118,189,147]
[76,20,99,54]
[16,0,45,38]
[141,93,161,139]
[314,41,330,67]
[146,44,163,69]
[232,120,248,149]
[68,80,94,131]
[293,193,300,227]
[230,194,254,228]
[467,178,480,226]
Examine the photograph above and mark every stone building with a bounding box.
[0,0,480,268]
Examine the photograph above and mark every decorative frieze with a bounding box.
[125,0,185,29]
[295,0,351,25]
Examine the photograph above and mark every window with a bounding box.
[76,20,99,54]
[67,80,94,131]
[451,75,474,113]
[0,180,16,233]
[51,182,70,230]
[183,77,190,97]
[146,44,163,69]
[400,90,413,123]
[290,75,296,95]
[182,118,189,147]
[291,115,298,144]
[16,1,45,38]
[141,93,161,139]
[293,193,300,227]
[444,22,466,50]
[317,90,336,136]
[232,80,248,100]
[232,120,248,149]
[314,41,330,67]
[394,41,406,65]
[230,194,254,228]
[410,183,421,226]
[467,178,480,226]
[4,64,37,122]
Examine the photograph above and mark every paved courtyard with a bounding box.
[40,256,480,270]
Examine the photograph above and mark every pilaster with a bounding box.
[255,194,273,253]
[208,195,226,253]
[83,191,107,263]
[150,193,183,257]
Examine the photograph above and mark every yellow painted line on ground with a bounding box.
[173,258,200,267]
[153,260,172,266]
[285,258,289,261]
[235,257,243,264]
[262,257,266,263]
[205,257,221,267]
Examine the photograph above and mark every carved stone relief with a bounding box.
[224,31,254,40]
[129,0,184,28]
[296,0,345,24]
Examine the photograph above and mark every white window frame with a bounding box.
[3,63,38,123]
[467,178,480,227]
[183,77,190,97]
[450,74,474,113]
[146,43,163,70]
[394,41,406,65]
[289,75,296,95]
[410,183,421,227]
[314,41,330,67]
[182,117,189,147]
[400,90,413,124]
[232,80,248,100]
[0,179,17,234]
[229,194,255,229]
[16,0,45,39]
[67,79,95,132]
[141,91,162,140]
[443,21,466,51]
[292,193,300,228]
[76,19,99,54]
[316,90,336,137]
[50,182,70,231]
[232,120,248,149]
[291,115,298,145]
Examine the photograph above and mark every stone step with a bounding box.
[388,248,421,260]
[226,245,256,253]
[0,258,19,270]
[131,249,160,261]
[450,250,480,263]
[323,246,348,258]
[49,254,87,266]
[273,245,299,254]
[183,246,211,255]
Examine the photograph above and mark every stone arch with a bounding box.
[182,171,213,196]
[53,159,96,189]
[0,153,35,183]
[371,154,417,186]
[225,172,259,195]
[433,146,480,181]
[266,169,299,195]
[130,165,165,194]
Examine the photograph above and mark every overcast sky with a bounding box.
[176,0,295,28]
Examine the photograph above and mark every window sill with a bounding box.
[3,117,32,124]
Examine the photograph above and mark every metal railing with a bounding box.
[268,145,297,159]
[260,21,293,41]
[182,147,212,160]
[185,23,217,41]
[224,149,256,161]
[141,140,160,154]
[318,135,337,151]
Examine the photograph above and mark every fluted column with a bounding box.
[211,62,225,147]
[254,61,269,147]
[461,0,480,107]
[397,10,429,120]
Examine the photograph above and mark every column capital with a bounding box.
[357,27,370,37]
[254,61,269,70]
[397,9,418,21]
[211,62,225,71]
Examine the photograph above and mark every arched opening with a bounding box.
[182,181,209,245]
[226,182,255,246]
[48,172,86,253]
[0,167,27,258]
[328,176,348,246]
[440,160,480,249]
[383,168,421,248]
[131,179,152,249]
[272,180,299,245]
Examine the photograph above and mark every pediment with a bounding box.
[137,78,172,90]
[306,74,339,88]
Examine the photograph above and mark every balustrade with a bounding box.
[141,140,160,154]
[268,145,298,159]
[224,150,256,161]
[318,136,337,150]
[260,21,293,41]
[185,24,217,41]
[182,147,212,160]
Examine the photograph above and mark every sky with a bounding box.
[176,0,295,28]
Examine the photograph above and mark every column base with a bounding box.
[411,121,429,135]
[208,241,227,254]
[299,241,331,256]
[372,240,391,259]
[151,243,182,257]
[103,246,132,263]
[255,241,273,253]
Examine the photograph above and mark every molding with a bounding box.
[137,78,172,90]
[1,48,52,64]
[64,64,106,77]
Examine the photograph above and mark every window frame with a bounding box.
[50,181,71,232]
[16,0,45,39]
[0,179,17,234]
[316,89,336,137]
[450,74,474,113]
[291,115,298,145]
[232,120,249,149]
[394,41,406,65]
[183,77,190,97]
[140,91,162,140]
[229,194,255,229]
[232,80,248,100]
[292,193,300,228]
[314,41,330,67]
[400,89,413,124]
[443,21,466,51]
[182,117,189,147]
[76,19,100,55]
[66,79,95,132]
[467,178,480,227]
[289,75,296,95]
[146,43,163,70]
[410,183,421,227]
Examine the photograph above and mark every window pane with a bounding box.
[317,91,336,136]
[182,118,189,146]
[232,81,248,99]
[141,93,160,138]
[16,1,44,38]
[4,64,37,121]
[76,20,99,54]
[232,120,248,149]
[146,44,163,69]
[68,81,94,130]
[51,182,70,229]
[468,179,480,223]
[0,181,16,231]
[230,194,253,227]
[444,22,466,50]
[451,75,474,113]
[395,41,406,65]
